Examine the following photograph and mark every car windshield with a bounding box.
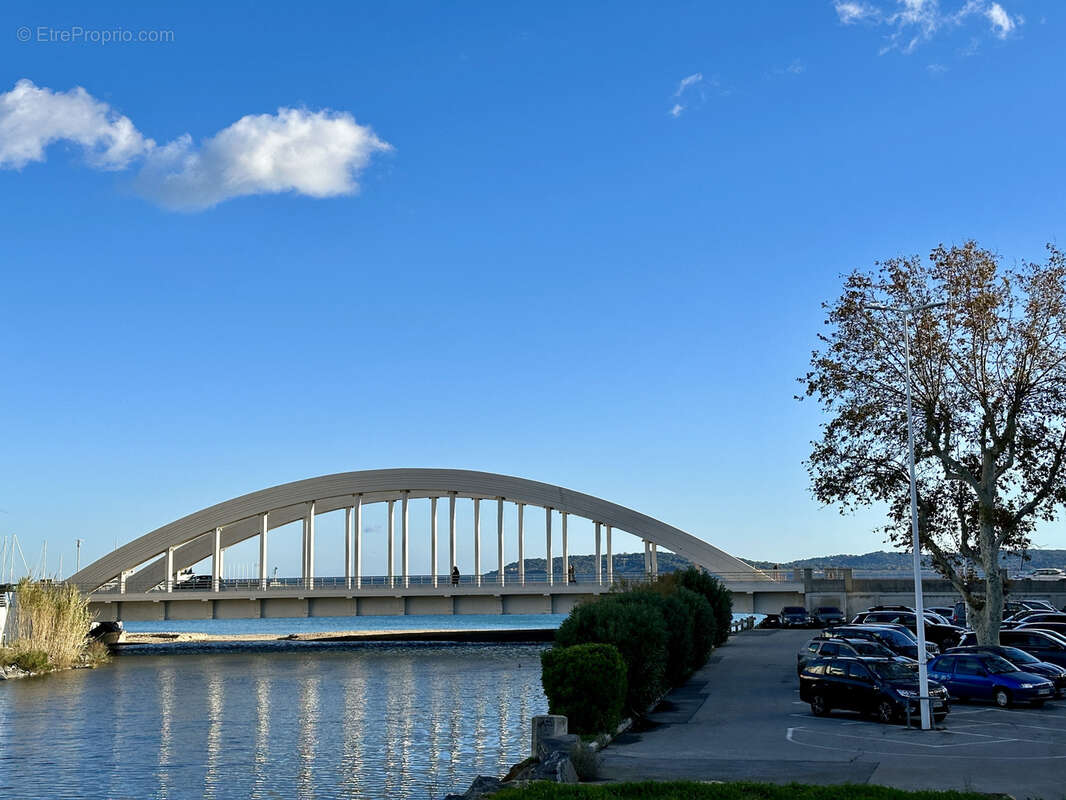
[851,641,890,656]
[999,647,1039,665]
[816,607,841,613]
[783,607,806,614]
[984,655,1020,674]
[871,661,917,681]
[877,627,917,645]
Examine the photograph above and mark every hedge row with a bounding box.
[493,781,993,800]
[541,568,732,734]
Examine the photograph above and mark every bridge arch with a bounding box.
[68,468,768,593]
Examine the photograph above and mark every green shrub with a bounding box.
[667,567,732,646]
[611,590,694,687]
[673,587,714,670]
[12,648,50,673]
[492,780,994,800]
[541,643,627,735]
[555,597,668,713]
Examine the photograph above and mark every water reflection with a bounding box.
[157,666,176,800]
[204,672,224,799]
[0,643,547,800]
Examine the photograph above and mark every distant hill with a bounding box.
[483,551,692,578]
[743,549,1066,572]
[479,548,1066,579]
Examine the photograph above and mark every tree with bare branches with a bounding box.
[803,241,1066,644]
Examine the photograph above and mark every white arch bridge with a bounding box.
[69,469,803,622]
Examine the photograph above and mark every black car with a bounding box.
[852,610,966,649]
[1017,621,1066,640]
[824,625,939,660]
[957,629,1066,669]
[1004,613,1066,629]
[812,606,846,626]
[799,656,950,723]
[945,645,1066,696]
[780,606,813,627]
[798,637,907,674]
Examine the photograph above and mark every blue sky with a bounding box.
[1,1,1063,579]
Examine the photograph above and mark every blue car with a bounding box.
[928,652,1056,707]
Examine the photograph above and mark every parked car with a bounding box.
[945,645,1066,696]
[825,625,939,661]
[780,606,813,628]
[799,656,950,723]
[1017,621,1066,640]
[957,629,1066,669]
[1027,568,1066,581]
[927,606,956,620]
[798,637,908,674]
[1004,613,1066,629]
[850,610,965,649]
[956,600,1056,627]
[927,652,1055,707]
[812,606,846,626]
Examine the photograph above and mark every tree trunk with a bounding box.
[980,563,1004,645]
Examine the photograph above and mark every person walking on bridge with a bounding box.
[451,566,460,587]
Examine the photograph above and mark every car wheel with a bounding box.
[994,688,1012,708]
[877,699,897,724]
[810,694,830,716]
[1032,699,1045,708]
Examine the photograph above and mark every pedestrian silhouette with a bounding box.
[451,565,460,586]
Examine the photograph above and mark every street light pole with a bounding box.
[867,300,946,731]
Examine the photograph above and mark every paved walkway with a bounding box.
[599,628,1066,798]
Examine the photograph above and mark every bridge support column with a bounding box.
[545,508,553,587]
[166,546,175,592]
[388,499,395,588]
[449,493,457,575]
[212,527,222,592]
[258,512,268,591]
[594,523,602,586]
[643,539,650,580]
[606,525,613,584]
[402,491,410,588]
[651,543,658,579]
[354,495,363,589]
[473,498,481,587]
[431,497,439,588]
[497,498,505,588]
[517,502,525,586]
[345,504,354,590]
[561,512,569,583]
[303,502,316,590]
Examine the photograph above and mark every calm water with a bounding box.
[0,641,549,799]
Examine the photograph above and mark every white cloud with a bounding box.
[669,103,685,118]
[136,108,392,210]
[675,73,703,96]
[786,59,807,74]
[833,0,1023,52]
[0,79,391,211]
[834,1,881,23]
[985,2,1019,37]
[0,79,151,169]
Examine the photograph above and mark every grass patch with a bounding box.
[492,782,999,800]
[5,578,95,671]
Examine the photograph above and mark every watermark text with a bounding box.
[17,26,175,45]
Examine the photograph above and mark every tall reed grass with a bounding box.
[5,578,94,670]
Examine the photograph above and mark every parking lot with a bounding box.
[599,628,1066,798]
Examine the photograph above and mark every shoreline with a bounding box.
[117,627,556,647]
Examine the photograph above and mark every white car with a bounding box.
[1028,568,1066,581]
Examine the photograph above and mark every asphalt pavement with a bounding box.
[598,627,1066,798]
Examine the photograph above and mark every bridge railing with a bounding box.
[69,569,788,596]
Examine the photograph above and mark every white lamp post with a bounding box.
[867,300,946,731]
